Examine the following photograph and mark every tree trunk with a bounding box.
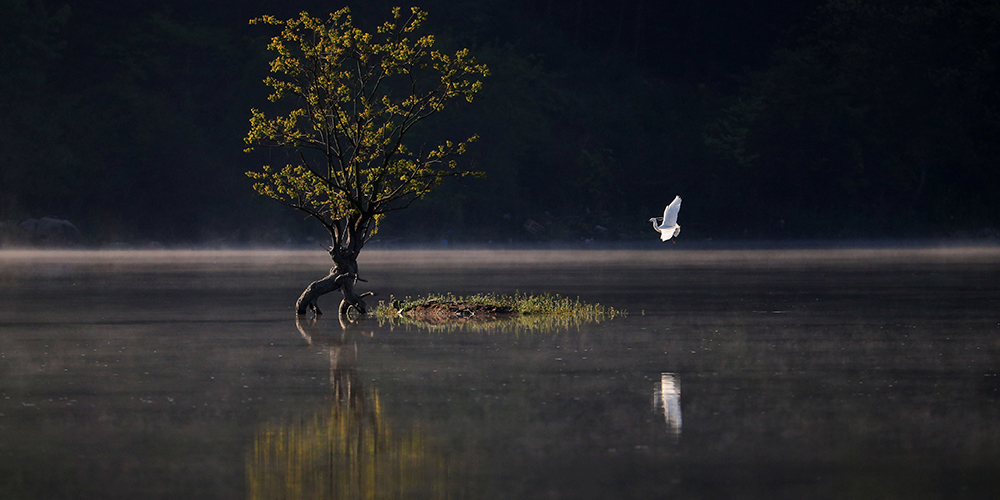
[295,250,373,319]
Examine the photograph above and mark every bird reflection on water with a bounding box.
[653,373,682,439]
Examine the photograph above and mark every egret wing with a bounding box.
[663,196,682,226]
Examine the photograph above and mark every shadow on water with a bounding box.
[2,246,1000,499]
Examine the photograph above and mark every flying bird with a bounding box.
[650,195,682,242]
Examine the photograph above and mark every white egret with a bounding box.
[650,195,682,242]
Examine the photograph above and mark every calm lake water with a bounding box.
[2,247,999,499]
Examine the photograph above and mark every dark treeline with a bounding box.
[1,0,997,245]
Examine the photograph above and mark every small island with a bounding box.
[372,292,624,332]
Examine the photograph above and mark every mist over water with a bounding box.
[2,247,999,498]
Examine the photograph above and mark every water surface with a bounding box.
[2,248,999,499]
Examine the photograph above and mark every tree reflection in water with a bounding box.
[653,373,682,440]
[246,318,469,500]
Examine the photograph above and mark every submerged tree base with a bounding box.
[372,293,623,332]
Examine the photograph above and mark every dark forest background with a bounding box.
[2,0,998,246]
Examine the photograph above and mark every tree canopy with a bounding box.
[245,7,488,251]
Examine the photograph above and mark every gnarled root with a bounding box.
[336,277,375,321]
[339,290,376,320]
[295,267,346,316]
[295,267,375,322]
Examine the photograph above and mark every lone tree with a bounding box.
[245,7,488,318]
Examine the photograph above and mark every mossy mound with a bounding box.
[400,301,515,323]
[372,292,623,332]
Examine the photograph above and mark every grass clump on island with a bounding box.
[371,292,624,332]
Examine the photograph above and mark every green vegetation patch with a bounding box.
[372,292,624,333]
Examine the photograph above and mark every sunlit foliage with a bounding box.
[245,7,489,248]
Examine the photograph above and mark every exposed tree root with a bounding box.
[295,249,374,321]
